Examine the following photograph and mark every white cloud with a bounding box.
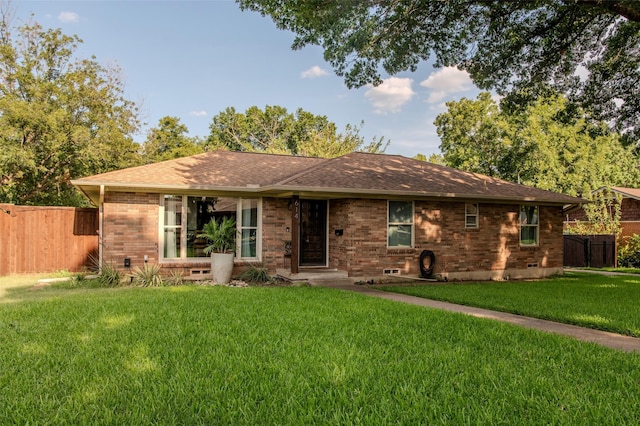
[301,65,329,79]
[189,111,207,117]
[58,11,80,23]
[419,67,474,104]
[364,77,415,114]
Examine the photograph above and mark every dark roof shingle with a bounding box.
[72,150,583,205]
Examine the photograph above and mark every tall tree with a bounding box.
[239,1,640,144]
[434,92,508,178]
[436,92,640,197]
[0,13,140,206]
[142,116,203,163]
[205,105,387,157]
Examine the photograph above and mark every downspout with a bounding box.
[99,185,104,273]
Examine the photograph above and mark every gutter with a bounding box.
[70,181,584,206]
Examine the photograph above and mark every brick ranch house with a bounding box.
[72,150,583,281]
[565,187,640,246]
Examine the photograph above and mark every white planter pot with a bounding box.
[211,252,235,284]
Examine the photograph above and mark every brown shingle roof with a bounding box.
[270,152,582,204]
[612,187,640,200]
[72,150,583,205]
[73,150,325,187]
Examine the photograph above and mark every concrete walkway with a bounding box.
[328,283,640,353]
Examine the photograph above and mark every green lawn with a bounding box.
[2,275,640,424]
[382,272,640,337]
[585,267,640,274]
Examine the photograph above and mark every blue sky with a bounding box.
[14,0,483,158]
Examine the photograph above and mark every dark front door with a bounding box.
[300,200,327,266]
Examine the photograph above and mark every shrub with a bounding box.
[198,216,237,254]
[618,234,640,268]
[98,261,123,287]
[238,262,274,284]
[132,264,163,287]
[165,269,184,286]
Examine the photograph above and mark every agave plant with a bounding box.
[238,262,273,284]
[198,216,237,254]
[132,263,163,287]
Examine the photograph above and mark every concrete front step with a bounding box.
[307,277,355,287]
[276,268,350,285]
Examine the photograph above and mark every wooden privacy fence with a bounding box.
[563,234,616,268]
[0,204,98,275]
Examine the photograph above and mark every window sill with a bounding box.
[519,244,539,249]
[160,259,211,267]
[386,248,416,255]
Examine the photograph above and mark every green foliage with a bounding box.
[2,284,640,423]
[97,261,122,287]
[238,262,274,284]
[239,1,640,141]
[0,15,141,206]
[72,273,86,283]
[132,264,163,287]
[382,272,640,337]
[566,189,622,236]
[618,235,640,268]
[165,269,185,286]
[197,216,237,254]
[436,92,507,178]
[436,92,640,196]
[205,105,387,157]
[141,116,204,163]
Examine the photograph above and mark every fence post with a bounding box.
[585,237,591,268]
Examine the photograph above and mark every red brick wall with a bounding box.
[566,197,640,223]
[621,198,640,221]
[103,193,564,280]
[103,192,160,271]
[261,198,292,271]
[620,199,640,245]
[620,222,640,246]
[327,199,564,280]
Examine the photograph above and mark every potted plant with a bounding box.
[198,216,237,284]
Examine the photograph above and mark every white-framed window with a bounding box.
[163,195,183,259]
[160,195,261,261]
[388,200,414,247]
[465,203,479,228]
[520,205,539,246]
[239,198,259,259]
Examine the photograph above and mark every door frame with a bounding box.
[299,199,328,267]
[290,195,329,274]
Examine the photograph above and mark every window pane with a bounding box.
[241,229,257,258]
[164,196,182,258]
[466,203,478,215]
[388,224,412,247]
[186,196,217,258]
[521,226,537,245]
[389,201,412,223]
[164,195,182,226]
[466,216,478,227]
[164,228,181,258]
[520,205,539,245]
[242,199,258,227]
[520,206,538,225]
